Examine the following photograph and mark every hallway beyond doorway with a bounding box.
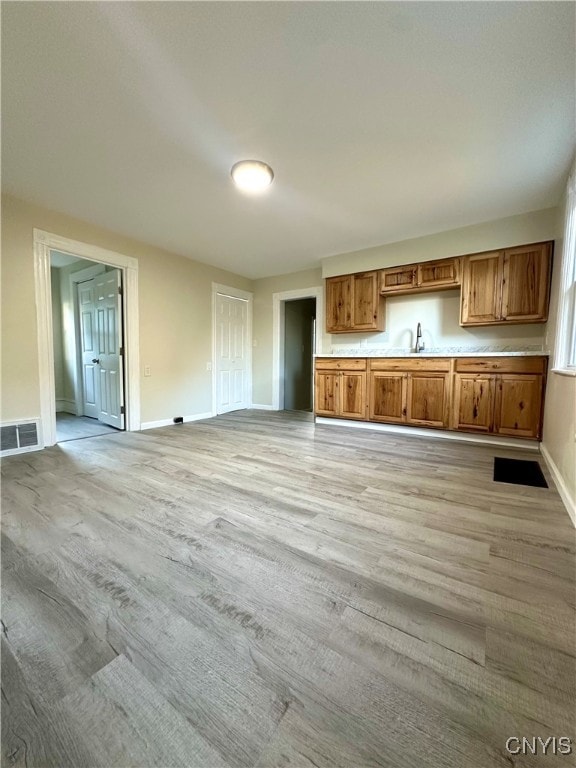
[56,413,119,443]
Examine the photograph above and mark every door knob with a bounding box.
[92,358,101,364]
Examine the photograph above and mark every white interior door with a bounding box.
[95,270,124,429]
[215,293,249,414]
[78,269,124,429]
[79,279,99,419]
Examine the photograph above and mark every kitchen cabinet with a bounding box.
[369,371,406,423]
[452,357,546,439]
[495,374,543,439]
[460,242,552,326]
[417,258,460,290]
[406,371,450,428]
[315,355,547,441]
[314,359,367,420]
[368,359,451,428]
[452,374,495,432]
[380,257,460,295]
[325,271,383,333]
[380,265,417,294]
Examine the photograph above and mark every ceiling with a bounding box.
[2,3,575,279]
[50,250,83,268]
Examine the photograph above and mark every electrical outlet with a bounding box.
[144,365,151,377]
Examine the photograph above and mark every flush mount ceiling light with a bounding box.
[231,160,274,193]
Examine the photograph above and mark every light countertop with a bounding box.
[316,349,548,358]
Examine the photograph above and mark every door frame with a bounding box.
[211,282,253,416]
[34,229,140,446]
[272,287,323,410]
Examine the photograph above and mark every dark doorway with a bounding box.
[283,298,316,411]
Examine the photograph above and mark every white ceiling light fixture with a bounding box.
[231,160,274,193]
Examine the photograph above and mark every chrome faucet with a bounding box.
[415,322,425,353]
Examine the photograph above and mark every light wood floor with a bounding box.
[56,413,120,443]
[2,410,575,768]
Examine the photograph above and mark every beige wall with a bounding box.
[1,195,252,426]
[252,268,323,405]
[322,207,559,276]
[329,290,546,355]
[542,200,576,522]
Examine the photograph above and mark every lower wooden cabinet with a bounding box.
[315,355,547,441]
[495,374,543,439]
[453,374,495,432]
[452,358,546,439]
[315,359,367,420]
[368,360,450,429]
[407,372,450,428]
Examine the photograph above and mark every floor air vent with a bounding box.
[1,421,40,456]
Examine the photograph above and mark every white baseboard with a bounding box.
[56,399,77,414]
[140,412,213,431]
[250,404,276,410]
[540,443,576,526]
[315,417,540,451]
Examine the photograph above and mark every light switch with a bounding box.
[144,365,151,377]
[206,362,212,371]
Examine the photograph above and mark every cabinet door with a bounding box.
[417,258,460,289]
[501,243,551,322]
[315,371,339,416]
[495,374,543,439]
[369,371,406,423]
[453,374,495,433]
[406,373,449,428]
[326,276,351,332]
[351,272,383,331]
[340,371,367,420]
[460,252,502,325]
[380,265,416,294]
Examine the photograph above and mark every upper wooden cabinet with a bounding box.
[380,257,460,295]
[460,242,552,326]
[380,265,417,294]
[416,258,460,291]
[501,243,552,322]
[325,271,383,333]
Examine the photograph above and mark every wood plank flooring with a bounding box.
[2,410,575,768]
[56,413,119,443]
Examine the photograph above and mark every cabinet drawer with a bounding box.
[369,358,451,372]
[454,357,547,375]
[315,358,366,371]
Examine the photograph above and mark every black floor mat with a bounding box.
[493,457,548,488]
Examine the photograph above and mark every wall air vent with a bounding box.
[0,420,41,456]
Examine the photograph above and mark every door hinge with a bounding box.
[119,346,124,356]
[118,286,123,296]
[120,405,125,414]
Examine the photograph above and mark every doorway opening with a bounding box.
[50,250,126,442]
[34,229,140,448]
[272,287,324,411]
[283,299,316,411]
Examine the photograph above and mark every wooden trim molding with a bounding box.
[33,229,141,446]
[540,443,576,527]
